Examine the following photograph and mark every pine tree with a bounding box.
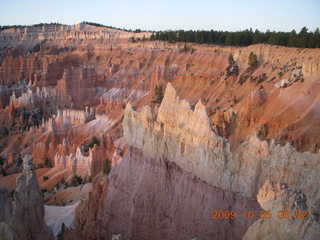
[228,54,235,65]
[248,52,258,69]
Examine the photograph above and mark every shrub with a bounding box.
[88,136,100,149]
[257,73,267,84]
[44,158,52,168]
[71,175,83,186]
[103,158,111,175]
[155,85,164,104]
[226,54,239,76]
[130,37,136,43]
[0,156,4,165]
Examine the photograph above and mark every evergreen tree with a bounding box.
[288,30,297,47]
[148,27,319,48]
[228,54,235,65]
[248,52,258,69]
[314,28,320,48]
[297,27,308,48]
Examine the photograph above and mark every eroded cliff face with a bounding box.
[123,83,320,204]
[75,147,260,240]
[73,83,319,239]
[0,155,53,240]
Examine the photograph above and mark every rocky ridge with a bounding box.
[124,83,320,203]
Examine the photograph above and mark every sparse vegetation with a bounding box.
[257,73,267,84]
[57,223,66,240]
[88,136,100,149]
[71,174,83,186]
[228,53,235,65]
[0,156,4,166]
[44,158,52,168]
[226,54,239,76]
[103,158,111,175]
[130,37,136,43]
[41,189,47,194]
[155,85,164,104]
[180,43,194,53]
[232,96,239,104]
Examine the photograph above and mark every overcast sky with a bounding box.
[0,0,319,32]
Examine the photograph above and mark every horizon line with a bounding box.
[0,21,319,34]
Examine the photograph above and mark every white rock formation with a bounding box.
[123,83,320,207]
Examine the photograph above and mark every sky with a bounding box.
[0,0,319,32]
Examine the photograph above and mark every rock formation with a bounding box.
[74,147,260,240]
[243,181,320,240]
[0,155,54,240]
[72,83,319,239]
[123,83,320,202]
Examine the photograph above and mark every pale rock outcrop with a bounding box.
[54,147,94,179]
[211,109,237,138]
[74,147,260,240]
[123,83,320,206]
[44,203,79,237]
[243,181,320,240]
[274,67,304,88]
[0,23,151,43]
[0,155,54,240]
[54,135,113,179]
[243,89,268,113]
[33,107,95,133]
[55,107,95,126]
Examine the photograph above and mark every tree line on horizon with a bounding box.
[149,27,320,48]
[0,23,63,32]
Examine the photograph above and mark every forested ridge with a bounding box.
[149,27,320,48]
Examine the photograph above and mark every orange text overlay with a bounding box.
[209,210,308,220]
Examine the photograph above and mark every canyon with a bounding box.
[0,23,319,239]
